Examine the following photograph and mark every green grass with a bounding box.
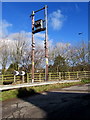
[0,89,18,101]
[81,78,90,84]
[0,80,90,101]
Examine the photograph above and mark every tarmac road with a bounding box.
[1,84,90,120]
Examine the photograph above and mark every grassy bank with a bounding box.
[0,80,90,101]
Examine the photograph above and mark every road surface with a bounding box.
[1,84,90,120]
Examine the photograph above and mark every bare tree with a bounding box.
[10,32,29,70]
[48,42,70,65]
[66,42,88,71]
[20,48,32,72]
[66,47,78,71]
[48,41,88,71]
[34,45,45,70]
[0,40,9,73]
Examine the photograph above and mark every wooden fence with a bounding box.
[0,71,90,85]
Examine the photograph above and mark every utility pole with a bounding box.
[31,11,35,83]
[30,5,48,82]
[44,5,48,81]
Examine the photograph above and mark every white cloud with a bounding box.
[0,31,45,50]
[49,9,65,30]
[8,31,30,41]
[0,20,12,38]
[1,30,71,53]
[0,30,54,54]
[35,33,45,39]
[0,19,70,55]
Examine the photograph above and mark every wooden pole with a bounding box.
[31,11,35,83]
[45,5,48,81]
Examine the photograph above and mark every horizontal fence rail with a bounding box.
[0,71,90,85]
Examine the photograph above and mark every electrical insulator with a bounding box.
[32,47,35,50]
[44,45,46,48]
[32,44,35,47]
[44,41,46,44]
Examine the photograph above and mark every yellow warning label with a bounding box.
[32,62,34,65]
[46,58,48,65]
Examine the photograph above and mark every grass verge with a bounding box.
[0,80,90,101]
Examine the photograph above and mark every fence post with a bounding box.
[27,73,29,83]
[68,72,70,80]
[77,71,79,79]
[84,71,86,78]
[2,74,4,85]
[39,73,41,82]
[49,73,51,81]
[14,75,16,83]
[22,76,24,83]
[59,72,61,80]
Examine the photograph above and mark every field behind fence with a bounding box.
[0,71,90,85]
